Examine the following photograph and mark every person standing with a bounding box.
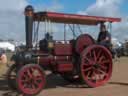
[0,49,7,64]
[0,49,7,76]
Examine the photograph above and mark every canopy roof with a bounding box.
[34,12,121,25]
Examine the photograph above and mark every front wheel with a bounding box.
[16,64,46,96]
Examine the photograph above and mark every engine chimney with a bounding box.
[24,5,34,50]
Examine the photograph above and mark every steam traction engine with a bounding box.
[7,5,121,95]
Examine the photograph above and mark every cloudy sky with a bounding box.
[0,0,128,42]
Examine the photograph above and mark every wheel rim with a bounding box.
[81,45,112,87]
[17,65,45,95]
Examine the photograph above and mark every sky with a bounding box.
[0,0,128,42]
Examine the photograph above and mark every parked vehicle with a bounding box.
[7,5,121,96]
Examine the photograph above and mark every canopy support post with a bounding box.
[109,22,112,33]
[64,24,66,41]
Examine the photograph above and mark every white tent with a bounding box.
[0,42,15,52]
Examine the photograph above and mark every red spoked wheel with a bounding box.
[16,64,46,95]
[80,45,112,87]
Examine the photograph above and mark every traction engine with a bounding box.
[6,5,121,96]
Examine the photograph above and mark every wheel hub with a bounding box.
[93,63,99,69]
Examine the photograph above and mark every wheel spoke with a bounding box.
[94,70,100,83]
[99,64,107,71]
[98,75,103,81]
[92,50,97,62]
[97,68,107,75]
[22,83,27,89]
[93,73,97,83]
[90,70,96,80]
[85,57,94,65]
[98,56,105,63]
[31,83,36,89]
[83,66,92,72]
[95,69,103,81]
[82,64,92,67]
[87,70,92,78]
[27,68,33,78]
[97,50,102,60]
[99,59,110,65]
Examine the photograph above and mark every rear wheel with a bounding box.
[80,45,112,87]
[16,64,46,96]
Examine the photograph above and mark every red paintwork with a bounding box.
[80,45,112,87]
[75,34,95,53]
[39,56,52,65]
[57,62,73,72]
[53,56,72,62]
[54,43,72,56]
[34,12,121,25]
[37,42,73,73]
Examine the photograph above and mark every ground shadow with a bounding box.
[2,91,20,96]
[109,82,128,86]
[0,79,9,91]
[45,73,89,89]
[0,77,20,96]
